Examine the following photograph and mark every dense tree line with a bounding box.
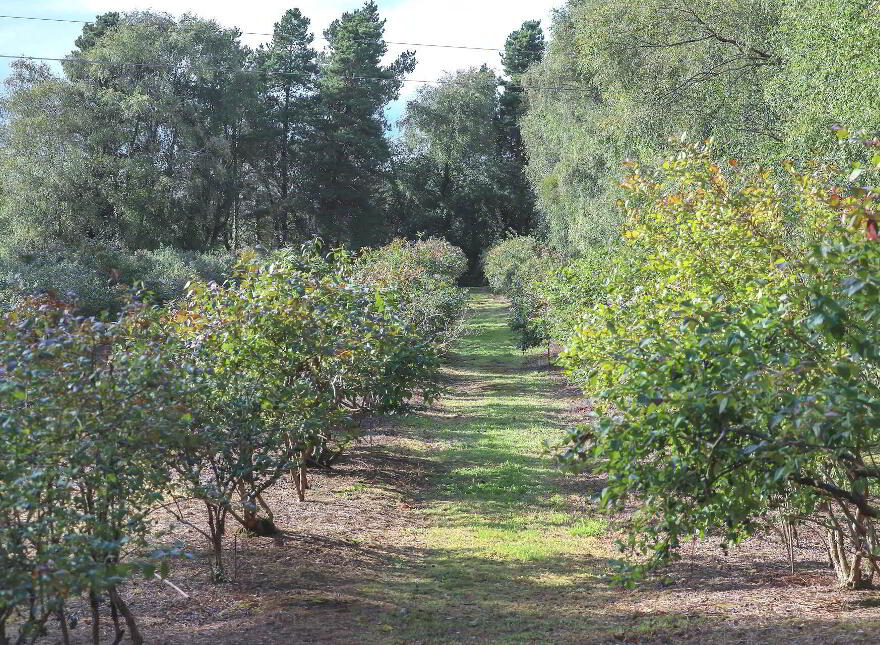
[487,0,880,589]
[2,4,411,252]
[0,6,543,305]
[522,0,880,254]
[389,20,544,279]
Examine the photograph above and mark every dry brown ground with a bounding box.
[36,294,880,644]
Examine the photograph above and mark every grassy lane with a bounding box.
[358,291,621,644]
[115,289,676,645]
[122,290,880,644]
[349,292,880,645]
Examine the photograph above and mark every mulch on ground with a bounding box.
[36,313,880,645]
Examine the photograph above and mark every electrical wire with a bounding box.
[0,13,546,54]
[0,53,585,92]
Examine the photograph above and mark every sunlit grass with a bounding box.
[570,518,608,538]
[357,292,614,643]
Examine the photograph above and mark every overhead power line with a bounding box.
[0,13,546,54]
[0,53,584,93]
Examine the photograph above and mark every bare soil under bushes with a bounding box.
[40,292,880,644]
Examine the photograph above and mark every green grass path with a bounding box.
[360,291,616,644]
[338,291,879,645]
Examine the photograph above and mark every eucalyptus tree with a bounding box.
[74,12,256,250]
[767,0,880,169]
[522,0,783,253]
[396,66,507,275]
[1,12,256,254]
[0,62,90,254]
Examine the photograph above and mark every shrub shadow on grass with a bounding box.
[51,292,880,645]
[141,538,880,645]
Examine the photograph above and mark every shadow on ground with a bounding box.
[35,292,880,645]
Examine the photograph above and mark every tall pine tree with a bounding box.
[497,21,545,234]
[499,20,545,165]
[316,1,415,247]
[255,9,320,247]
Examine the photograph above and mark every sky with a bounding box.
[0,0,561,125]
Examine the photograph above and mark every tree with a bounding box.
[396,67,506,274]
[499,20,545,166]
[67,11,120,69]
[1,12,256,253]
[767,0,880,169]
[315,1,415,248]
[520,4,616,253]
[0,12,259,313]
[254,9,320,247]
[521,0,783,254]
[495,21,545,237]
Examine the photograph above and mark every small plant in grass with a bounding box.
[570,518,607,538]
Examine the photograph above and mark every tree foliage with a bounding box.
[253,9,321,247]
[396,67,508,275]
[523,0,880,254]
[394,19,545,281]
[315,1,416,248]
[554,143,880,588]
[0,3,419,310]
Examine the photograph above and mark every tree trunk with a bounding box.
[89,591,100,645]
[278,85,291,247]
[108,587,142,645]
[206,502,226,583]
[826,508,874,589]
